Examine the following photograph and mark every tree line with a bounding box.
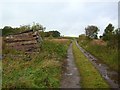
[1,22,61,38]
[81,23,120,48]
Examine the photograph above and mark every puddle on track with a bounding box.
[75,41,119,88]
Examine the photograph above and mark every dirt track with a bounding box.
[60,43,80,88]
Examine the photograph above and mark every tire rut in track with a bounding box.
[60,43,81,88]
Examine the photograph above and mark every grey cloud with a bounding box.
[1,1,118,36]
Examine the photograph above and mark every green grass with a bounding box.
[42,40,68,59]
[0,61,1,68]
[2,40,70,88]
[72,41,110,88]
[78,39,118,71]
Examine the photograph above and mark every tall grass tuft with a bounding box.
[78,38,118,71]
[2,39,70,88]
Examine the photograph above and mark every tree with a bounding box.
[31,22,45,32]
[113,28,120,47]
[85,25,99,39]
[2,26,14,36]
[102,23,119,48]
[114,28,120,35]
[19,25,31,32]
[2,23,46,37]
[102,23,114,41]
[44,30,60,38]
[50,31,60,37]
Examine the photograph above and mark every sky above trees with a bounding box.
[0,0,119,36]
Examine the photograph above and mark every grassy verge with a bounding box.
[0,61,1,90]
[78,39,118,71]
[2,39,70,88]
[72,41,110,88]
[0,61,1,69]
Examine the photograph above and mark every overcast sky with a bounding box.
[0,0,119,37]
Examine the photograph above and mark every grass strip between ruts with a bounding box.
[72,41,110,88]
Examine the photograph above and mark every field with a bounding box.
[78,38,118,71]
[2,29,119,89]
[49,38,71,44]
[2,39,70,88]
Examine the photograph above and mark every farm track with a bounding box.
[75,40,119,88]
[60,43,81,88]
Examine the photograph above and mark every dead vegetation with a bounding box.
[49,38,70,44]
[90,39,107,46]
